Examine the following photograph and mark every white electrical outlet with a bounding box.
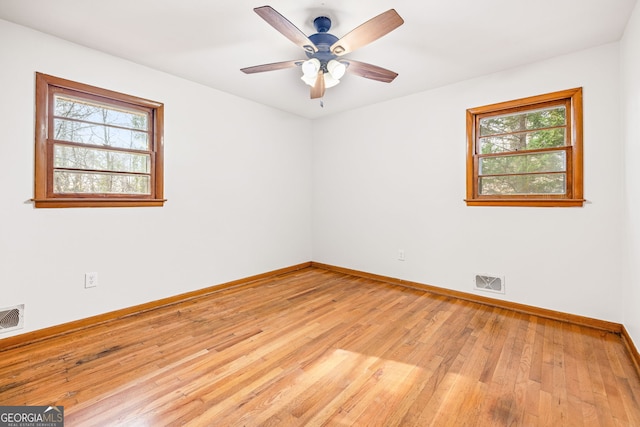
[398,250,406,261]
[85,272,98,288]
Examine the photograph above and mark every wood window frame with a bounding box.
[465,87,584,207]
[33,72,165,208]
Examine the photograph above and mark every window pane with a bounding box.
[479,128,566,153]
[479,151,566,175]
[54,95,148,130]
[54,118,149,150]
[479,106,566,136]
[479,174,566,195]
[54,145,150,173]
[54,171,150,194]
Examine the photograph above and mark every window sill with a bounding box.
[464,198,585,207]
[32,198,167,208]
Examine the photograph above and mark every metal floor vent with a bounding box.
[474,275,505,294]
[0,305,24,333]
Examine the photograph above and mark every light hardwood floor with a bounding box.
[1,267,639,426]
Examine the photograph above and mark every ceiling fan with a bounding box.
[241,6,404,99]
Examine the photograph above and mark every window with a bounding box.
[466,88,583,207]
[33,73,165,208]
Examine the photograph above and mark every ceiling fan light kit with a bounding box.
[300,58,345,88]
[241,6,404,100]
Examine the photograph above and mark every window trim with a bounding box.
[465,87,584,207]
[33,72,165,208]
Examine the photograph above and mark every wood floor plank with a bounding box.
[1,267,639,426]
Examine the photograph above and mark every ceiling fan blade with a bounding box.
[344,60,398,83]
[254,6,317,54]
[330,9,404,56]
[241,60,302,74]
[310,71,325,99]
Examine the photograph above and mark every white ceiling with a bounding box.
[0,0,636,119]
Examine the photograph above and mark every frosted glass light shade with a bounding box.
[323,73,340,88]
[301,58,320,77]
[327,60,346,80]
[301,74,318,86]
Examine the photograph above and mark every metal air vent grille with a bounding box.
[0,305,24,333]
[474,275,505,294]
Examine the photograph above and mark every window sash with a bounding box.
[473,147,574,199]
[47,90,155,198]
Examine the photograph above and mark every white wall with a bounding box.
[622,2,640,349]
[0,19,313,337]
[2,13,636,341]
[312,43,625,323]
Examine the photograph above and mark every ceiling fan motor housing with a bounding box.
[308,17,339,69]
